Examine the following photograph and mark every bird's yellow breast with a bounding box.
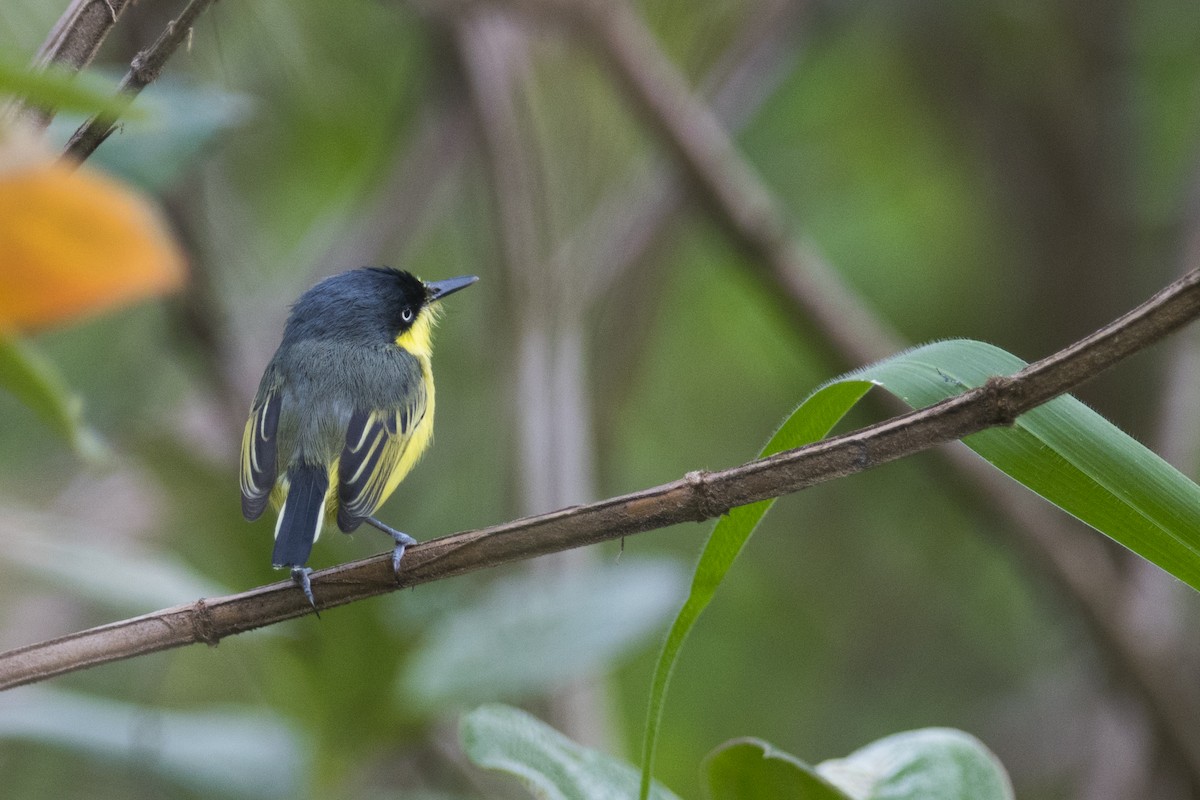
[379,354,435,502]
[383,311,438,500]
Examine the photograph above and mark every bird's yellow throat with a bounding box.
[394,305,440,359]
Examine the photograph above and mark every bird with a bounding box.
[239,267,478,610]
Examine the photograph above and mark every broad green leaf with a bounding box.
[705,738,851,800]
[0,61,144,120]
[0,687,306,798]
[816,728,1013,800]
[852,340,1200,589]
[402,560,684,711]
[0,332,106,460]
[640,338,1200,797]
[462,704,682,800]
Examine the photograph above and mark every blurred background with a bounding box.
[2,0,1200,797]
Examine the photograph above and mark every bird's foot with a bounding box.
[291,566,319,616]
[365,517,419,579]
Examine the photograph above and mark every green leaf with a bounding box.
[462,704,682,800]
[402,559,684,711]
[639,338,1200,797]
[705,738,852,800]
[816,728,1013,800]
[852,339,1200,590]
[0,332,107,461]
[639,380,873,798]
[0,60,144,120]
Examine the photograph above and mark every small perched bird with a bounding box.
[240,267,477,609]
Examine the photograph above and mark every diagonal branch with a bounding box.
[0,267,1196,693]
[5,0,134,129]
[34,0,132,72]
[574,0,901,367]
[562,0,1200,789]
[63,0,219,162]
[558,0,803,301]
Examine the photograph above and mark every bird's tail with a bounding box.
[272,464,329,569]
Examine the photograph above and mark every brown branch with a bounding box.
[34,0,132,71]
[575,0,901,367]
[562,0,803,301]
[563,0,1200,790]
[62,0,219,162]
[0,268,1197,693]
[4,0,134,129]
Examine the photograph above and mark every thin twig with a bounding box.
[0,268,1197,692]
[63,0,220,162]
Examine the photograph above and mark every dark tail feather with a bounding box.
[272,464,329,568]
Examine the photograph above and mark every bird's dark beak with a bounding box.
[425,275,479,304]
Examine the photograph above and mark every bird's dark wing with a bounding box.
[336,381,429,532]
[240,387,282,521]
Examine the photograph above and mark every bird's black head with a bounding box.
[363,267,430,337]
[283,267,476,349]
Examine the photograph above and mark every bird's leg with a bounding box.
[291,566,319,616]
[365,517,418,577]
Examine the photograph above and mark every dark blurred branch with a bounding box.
[562,0,802,300]
[564,0,1200,790]
[6,0,134,128]
[34,0,132,71]
[451,0,799,748]
[453,7,614,746]
[546,0,807,462]
[63,0,219,162]
[574,0,901,367]
[1155,189,1200,473]
[0,268,1197,692]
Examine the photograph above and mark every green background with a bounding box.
[1,0,1199,798]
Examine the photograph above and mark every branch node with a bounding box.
[190,598,220,647]
[129,50,160,85]
[984,375,1021,426]
[685,469,724,522]
[854,439,871,469]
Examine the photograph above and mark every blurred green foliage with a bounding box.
[1,0,1199,798]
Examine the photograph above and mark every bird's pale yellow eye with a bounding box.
[401,306,415,323]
